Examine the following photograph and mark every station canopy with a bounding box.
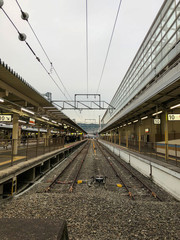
[0,59,86,134]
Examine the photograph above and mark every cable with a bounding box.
[86,0,89,95]
[15,0,73,101]
[0,6,66,98]
[96,0,123,93]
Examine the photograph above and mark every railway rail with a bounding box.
[46,141,90,193]
[96,140,163,201]
[45,139,173,201]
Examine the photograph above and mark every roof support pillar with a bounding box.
[126,128,128,148]
[165,110,169,161]
[138,124,141,152]
[12,114,19,155]
[118,128,121,145]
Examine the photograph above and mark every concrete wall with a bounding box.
[99,140,180,201]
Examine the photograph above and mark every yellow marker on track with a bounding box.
[117,184,122,188]
[77,180,83,184]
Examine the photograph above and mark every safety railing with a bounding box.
[0,137,65,169]
[102,137,180,167]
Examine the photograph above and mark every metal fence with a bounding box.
[102,137,180,167]
[0,137,64,169]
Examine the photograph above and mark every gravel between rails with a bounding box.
[0,140,180,240]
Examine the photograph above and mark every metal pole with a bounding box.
[165,110,169,161]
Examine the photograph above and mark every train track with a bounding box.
[45,139,164,201]
[96,140,163,201]
[45,141,90,193]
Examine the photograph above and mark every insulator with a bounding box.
[0,0,4,8]
[21,11,29,21]
[18,33,27,41]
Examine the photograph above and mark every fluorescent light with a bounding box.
[52,120,57,124]
[120,125,123,127]
[18,120,26,123]
[21,107,34,115]
[0,98,4,103]
[128,122,131,125]
[170,104,180,109]
[152,111,162,116]
[42,116,49,121]
[141,116,148,120]
[123,124,126,126]
[133,119,138,123]
[58,123,62,125]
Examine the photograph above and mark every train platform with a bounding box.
[0,218,69,240]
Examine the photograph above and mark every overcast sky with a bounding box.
[0,0,164,124]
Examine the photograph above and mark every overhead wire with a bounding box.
[14,0,84,122]
[14,0,73,101]
[86,0,89,95]
[0,5,66,98]
[96,0,123,94]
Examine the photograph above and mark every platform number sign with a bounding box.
[0,115,12,122]
[168,114,180,121]
[154,119,161,124]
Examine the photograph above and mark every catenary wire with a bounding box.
[14,0,84,122]
[96,0,123,93]
[86,0,89,95]
[1,4,84,122]
[0,6,66,98]
[15,0,73,101]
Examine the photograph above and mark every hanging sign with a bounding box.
[29,118,35,124]
[145,128,149,133]
[168,114,180,121]
[154,119,161,124]
[0,115,12,122]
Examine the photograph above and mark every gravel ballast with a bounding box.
[0,142,179,240]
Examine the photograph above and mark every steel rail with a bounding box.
[96,141,135,200]
[69,141,90,192]
[45,141,88,192]
[99,141,162,201]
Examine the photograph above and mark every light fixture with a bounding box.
[128,122,132,125]
[42,116,49,121]
[21,107,34,115]
[170,103,180,109]
[152,110,162,116]
[18,120,26,124]
[133,119,138,123]
[141,116,148,120]
[123,124,126,126]
[58,123,62,125]
[0,98,4,103]
[52,120,57,124]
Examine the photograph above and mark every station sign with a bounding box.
[168,114,180,121]
[154,119,161,124]
[145,128,149,133]
[29,118,35,124]
[0,115,12,122]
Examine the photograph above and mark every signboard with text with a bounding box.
[0,115,12,122]
[154,119,161,124]
[168,114,180,121]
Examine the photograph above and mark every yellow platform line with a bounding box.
[0,156,26,166]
